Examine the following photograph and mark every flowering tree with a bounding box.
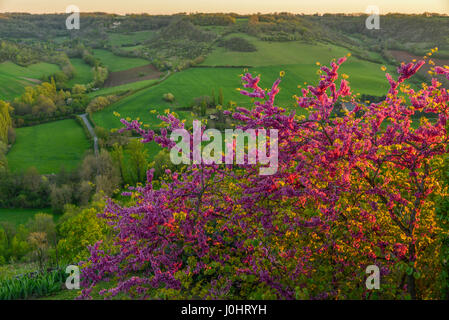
[79,56,449,300]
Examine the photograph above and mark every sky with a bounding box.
[0,0,448,14]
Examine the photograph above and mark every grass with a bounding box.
[93,49,150,72]
[0,208,56,227]
[67,58,93,87]
[6,119,91,174]
[0,61,60,101]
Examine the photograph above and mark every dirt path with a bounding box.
[80,113,99,156]
[20,77,41,84]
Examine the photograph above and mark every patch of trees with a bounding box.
[92,66,109,88]
[218,37,257,52]
[110,14,173,32]
[0,197,110,267]
[0,41,41,66]
[145,18,217,70]
[10,79,88,127]
[0,101,13,145]
[0,13,112,43]
[0,167,52,209]
[0,101,15,170]
[245,14,318,42]
[188,13,236,26]
[156,18,217,42]
[85,95,118,114]
[313,14,449,53]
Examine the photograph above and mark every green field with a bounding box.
[0,61,60,101]
[67,58,94,87]
[93,49,150,72]
[107,30,155,47]
[121,45,145,52]
[6,119,91,174]
[92,60,391,130]
[0,208,55,226]
[92,67,245,129]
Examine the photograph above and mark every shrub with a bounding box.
[163,93,175,103]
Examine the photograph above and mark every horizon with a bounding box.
[0,0,448,15]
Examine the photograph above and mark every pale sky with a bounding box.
[0,0,447,14]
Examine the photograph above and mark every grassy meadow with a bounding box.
[87,78,159,99]
[6,119,91,174]
[93,49,150,72]
[67,58,94,87]
[0,208,55,226]
[107,30,155,47]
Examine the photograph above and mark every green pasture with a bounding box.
[6,119,91,174]
[67,58,94,87]
[120,45,145,52]
[93,49,149,72]
[0,208,55,227]
[203,33,354,66]
[107,30,155,47]
[87,78,158,99]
